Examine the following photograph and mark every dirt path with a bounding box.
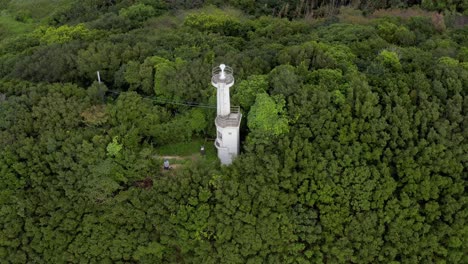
[159,155,185,160]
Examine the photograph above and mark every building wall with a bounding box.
[215,125,240,165]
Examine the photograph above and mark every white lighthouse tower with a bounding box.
[212,64,241,165]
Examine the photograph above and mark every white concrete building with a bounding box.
[211,64,241,165]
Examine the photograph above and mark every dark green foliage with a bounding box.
[406,16,436,43]
[119,3,158,28]
[48,0,119,25]
[0,2,467,264]
[87,12,132,32]
[422,0,467,13]
[10,41,85,83]
[184,11,250,37]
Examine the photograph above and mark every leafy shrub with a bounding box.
[232,75,268,111]
[119,3,156,25]
[14,10,32,23]
[184,12,247,36]
[377,49,402,71]
[88,12,132,31]
[248,93,289,137]
[377,21,415,45]
[107,136,123,157]
[407,16,435,43]
[33,24,99,45]
[457,47,468,62]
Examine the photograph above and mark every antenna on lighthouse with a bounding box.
[219,64,226,80]
[212,64,241,165]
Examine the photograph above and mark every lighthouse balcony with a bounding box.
[211,65,234,86]
[211,74,234,86]
[215,106,241,128]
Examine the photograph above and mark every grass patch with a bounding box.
[157,138,217,160]
[7,0,73,20]
[0,10,36,39]
[154,138,218,173]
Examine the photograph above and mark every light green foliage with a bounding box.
[438,56,459,67]
[119,3,156,23]
[331,90,346,105]
[248,93,289,137]
[33,24,98,45]
[106,136,122,157]
[232,74,268,111]
[0,12,36,38]
[377,21,415,45]
[378,49,402,71]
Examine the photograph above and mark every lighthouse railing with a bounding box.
[215,106,241,128]
[211,65,234,86]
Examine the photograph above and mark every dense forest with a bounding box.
[0,0,467,263]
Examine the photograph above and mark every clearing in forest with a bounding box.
[155,139,217,173]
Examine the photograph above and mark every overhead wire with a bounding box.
[106,90,217,109]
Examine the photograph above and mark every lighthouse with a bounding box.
[211,64,241,165]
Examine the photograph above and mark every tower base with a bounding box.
[214,113,241,165]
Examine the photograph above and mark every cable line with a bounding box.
[106,90,217,109]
